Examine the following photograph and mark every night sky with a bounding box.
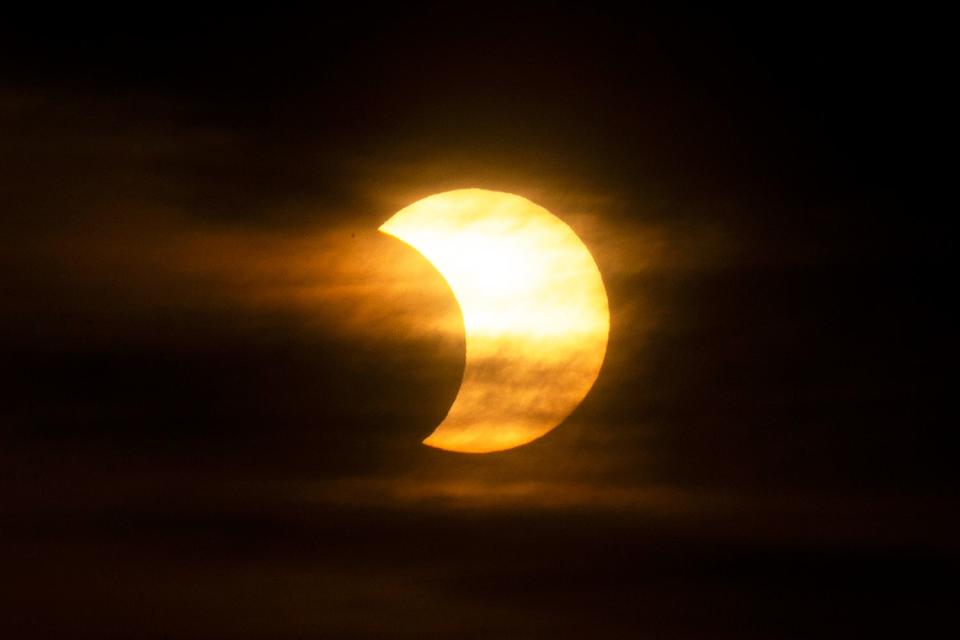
[1,7,953,638]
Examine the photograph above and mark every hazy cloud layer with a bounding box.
[1,10,953,638]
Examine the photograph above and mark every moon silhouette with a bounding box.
[379,189,609,453]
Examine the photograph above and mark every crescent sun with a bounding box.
[379,189,610,453]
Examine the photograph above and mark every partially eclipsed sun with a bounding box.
[379,189,609,453]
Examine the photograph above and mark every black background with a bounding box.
[1,6,953,638]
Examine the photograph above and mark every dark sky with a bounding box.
[1,7,953,638]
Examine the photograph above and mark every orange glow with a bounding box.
[379,189,609,453]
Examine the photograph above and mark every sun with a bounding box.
[379,189,609,453]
